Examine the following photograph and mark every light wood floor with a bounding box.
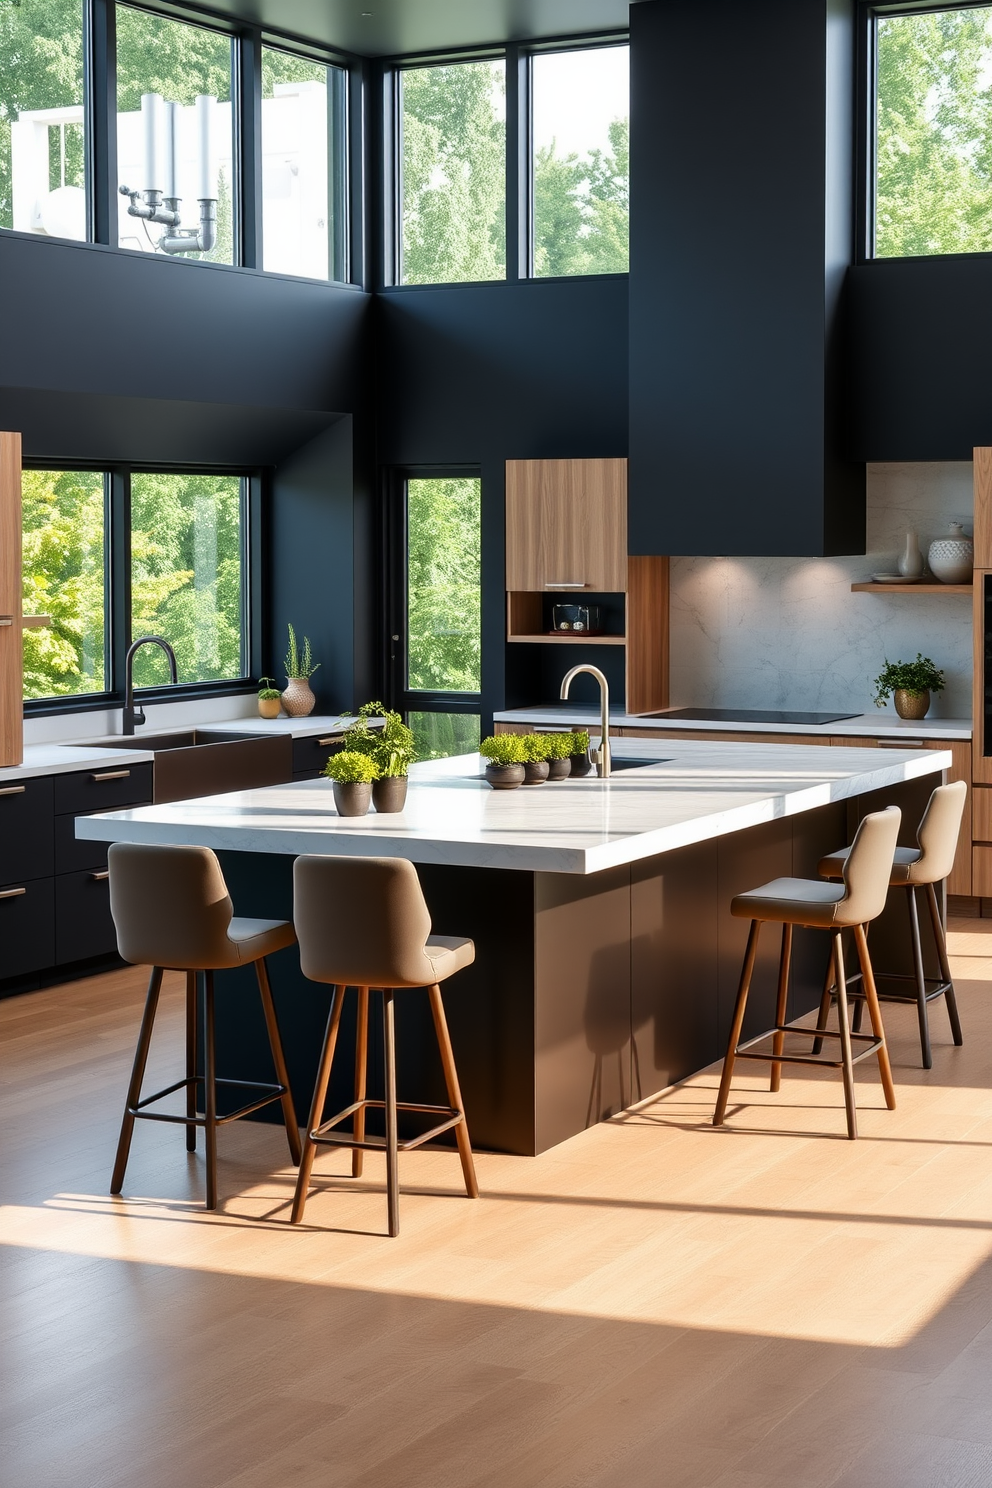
[3,923,992,1488]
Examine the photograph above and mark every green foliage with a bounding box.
[285,623,319,680]
[21,468,104,700]
[540,731,575,760]
[518,732,552,763]
[0,0,84,230]
[534,120,629,277]
[410,711,481,761]
[345,701,417,777]
[876,9,992,257]
[407,478,481,693]
[479,733,527,766]
[568,729,591,756]
[257,677,281,700]
[322,749,379,784]
[872,653,946,705]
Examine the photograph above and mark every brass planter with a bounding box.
[894,688,930,720]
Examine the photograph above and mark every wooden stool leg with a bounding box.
[383,990,400,1238]
[204,971,218,1210]
[925,881,963,1046]
[111,966,163,1194]
[352,987,369,1178]
[291,986,345,1224]
[713,920,761,1127]
[185,969,197,1152]
[254,956,302,1165]
[907,886,933,1069]
[833,931,858,1140]
[811,942,836,1058]
[428,982,479,1199]
[770,923,793,1093]
[854,922,896,1111]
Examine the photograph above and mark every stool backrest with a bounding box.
[293,855,435,989]
[838,806,902,925]
[108,842,233,967]
[914,779,967,884]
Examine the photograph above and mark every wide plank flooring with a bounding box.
[2,920,992,1487]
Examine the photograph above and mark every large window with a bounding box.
[0,0,87,241]
[399,60,506,284]
[22,470,106,701]
[532,46,629,277]
[875,5,992,257]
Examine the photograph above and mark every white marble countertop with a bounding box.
[494,706,972,742]
[0,714,361,785]
[75,739,951,876]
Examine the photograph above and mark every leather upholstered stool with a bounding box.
[290,854,479,1237]
[815,780,966,1069]
[108,842,302,1209]
[713,807,902,1140]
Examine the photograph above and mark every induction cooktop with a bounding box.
[656,708,861,726]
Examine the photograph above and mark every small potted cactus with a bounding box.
[479,734,527,789]
[322,749,379,816]
[568,729,592,776]
[540,731,575,780]
[257,677,282,720]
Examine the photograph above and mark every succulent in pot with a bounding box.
[479,734,527,789]
[257,676,282,720]
[342,701,417,812]
[872,654,945,721]
[322,749,379,816]
[567,729,592,776]
[540,730,575,779]
[519,733,551,784]
[282,623,320,717]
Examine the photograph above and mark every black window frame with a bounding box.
[22,459,263,718]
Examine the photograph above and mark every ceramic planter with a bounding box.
[332,780,372,816]
[281,677,315,717]
[523,760,550,785]
[547,758,571,780]
[894,689,930,720]
[257,696,281,719]
[373,775,408,812]
[569,754,593,777]
[485,763,525,790]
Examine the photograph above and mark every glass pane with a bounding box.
[532,46,629,277]
[406,477,482,692]
[130,473,244,686]
[400,60,506,284]
[22,470,105,700]
[409,712,481,761]
[116,5,235,263]
[1,0,87,240]
[875,7,992,258]
[261,48,347,281]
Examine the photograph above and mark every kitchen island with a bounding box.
[77,739,950,1154]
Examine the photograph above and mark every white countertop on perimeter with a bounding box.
[75,738,951,876]
[494,706,972,742]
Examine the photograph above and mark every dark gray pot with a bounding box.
[569,754,593,776]
[373,775,409,812]
[547,757,571,780]
[523,760,550,785]
[332,780,372,816]
[485,763,525,790]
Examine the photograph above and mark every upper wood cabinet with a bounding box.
[974,447,992,568]
[506,458,627,592]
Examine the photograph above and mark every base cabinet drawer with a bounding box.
[55,870,118,965]
[54,762,154,816]
[55,814,110,875]
[292,734,345,775]
[0,878,55,979]
[0,777,54,883]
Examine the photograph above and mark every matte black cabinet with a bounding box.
[292,733,344,780]
[0,878,55,979]
[0,776,54,883]
[55,868,116,965]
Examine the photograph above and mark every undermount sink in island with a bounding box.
[77,739,951,1156]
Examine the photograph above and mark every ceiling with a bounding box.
[183,0,636,58]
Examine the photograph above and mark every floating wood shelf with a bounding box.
[507,632,627,645]
[851,582,973,595]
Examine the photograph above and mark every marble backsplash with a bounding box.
[669,462,975,718]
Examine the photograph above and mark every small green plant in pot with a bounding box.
[257,676,282,720]
[540,731,575,780]
[519,733,552,785]
[322,749,379,816]
[479,734,527,789]
[872,654,945,720]
[282,623,320,717]
[568,729,592,776]
[344,701,417,812]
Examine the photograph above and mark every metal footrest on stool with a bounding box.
[311,1097,464,1153]
[832,968,953,1007]
[130,1075,291,1127]
[735,1024,884,1071]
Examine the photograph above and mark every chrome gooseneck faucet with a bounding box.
[560,664,611,778]
[123,636,178,734]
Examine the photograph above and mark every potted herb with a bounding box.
[872,654,945,720]
[540,731,575,780]
[519,733,551,785]
[568,729,592,777]
[345,701,417,813]
[257,677,282,720]
[479,734,527,789]
[282,623,320,717]
[322,749,379,816]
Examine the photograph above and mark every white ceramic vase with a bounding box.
[281,677,315,717]
[897,530,924,579]
[927,523,974,585]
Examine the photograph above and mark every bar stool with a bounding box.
[290,854,479,1237]
[814,780,966,1069]
[108,842,302,1209]
[713,806,901,1140]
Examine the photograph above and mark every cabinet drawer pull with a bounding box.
[546,582,587,589]
[0,886,26,899]
[0,785,26,796]
[90,769,132,781]
[90,870,110,882]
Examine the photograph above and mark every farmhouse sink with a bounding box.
[67,730,293,804]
